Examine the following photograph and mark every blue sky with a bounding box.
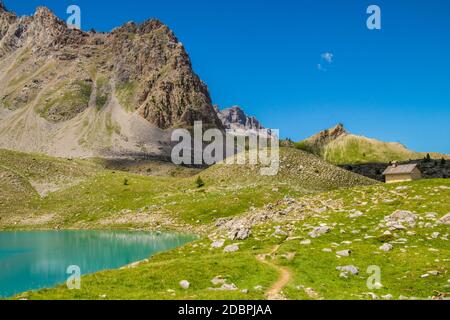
[5,0,450,153]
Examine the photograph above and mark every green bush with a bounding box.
[195,176,205,188]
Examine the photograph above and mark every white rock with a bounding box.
[373,282,383,289]
[365,292,379,300]
[322,248,333,253]
[336,265,359,276]
[308,226,332,238]
[179,280,190,289]
[336,249,352,257]
[211,276,226,286]
[211,240,225,248]
[379,243,393,252]
[439,213,450,225]
[220,283,238,291]
[382,294,393,300]
[300,239,312,245]
[431,232,440,239]
[349,211,364,219]
[223,244,240,253]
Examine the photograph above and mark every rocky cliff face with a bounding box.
[304,124,348,148]
[0,5,222,158]
[215,106,264,131]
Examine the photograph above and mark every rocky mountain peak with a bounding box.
[0,5,223,157]
[216,105,264,131]
[303,123,348,150]
[0,1,7,13]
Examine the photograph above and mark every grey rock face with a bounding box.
[216,106,264,131]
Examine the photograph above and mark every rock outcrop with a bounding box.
[0,5,222,158]
[215,105,264,131]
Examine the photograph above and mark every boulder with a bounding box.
[308,226,332,238]
[336,249,352,257]
[379,243,393,252]
[439,213,450,225]
[211,240,225,249]
[336,265,359,276]
[223,244,239,253]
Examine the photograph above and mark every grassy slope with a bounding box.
[3,148,448,300]
[296,134,449,165]
[323,135,419,164]
[0,148,375,231]
[17,178,450,300]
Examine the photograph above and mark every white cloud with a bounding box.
[321,52,334,63]
[317,64,327,72]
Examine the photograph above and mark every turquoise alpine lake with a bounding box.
[0,231,196,298]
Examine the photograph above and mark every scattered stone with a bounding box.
[220,283,238,291]
[336,265,359,276]
[322,248,332,253]
[254,285,263,291]
[211,276,226,286]
[223,244,240,253]
[286,236,302,241]
[300,239,312,245]
[281,252,296,260]
[428,270,441,276]
[229,227,251,240]
[384,210,417,229]
[373,282,383,289]
[365,292,379,300]
[336,249,352,257]
[425,212,438,219]
[379,243,393,252]
[241,289,249,294]
[431,232,440,239]
[349,210,364,219]
[420,274,430,279]
[308,226,332,238]
[211,240,225,249]
[304,287,321,299]
[382,294,393,300]
[438,213,450,225]
[179,280,190,290]
[272,226,288,237]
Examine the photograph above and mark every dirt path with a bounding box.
[256,245,292,300]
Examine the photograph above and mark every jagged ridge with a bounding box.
[0,5,222,158]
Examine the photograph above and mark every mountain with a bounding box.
[296,124,449,165]
[215,105,264,131]
[0,5,222,158]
